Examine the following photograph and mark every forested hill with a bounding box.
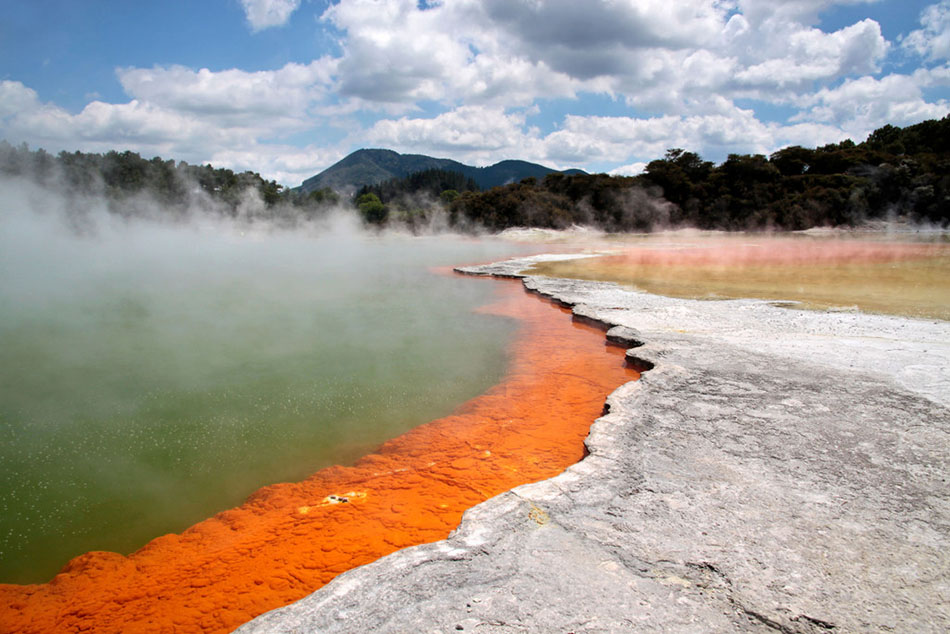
[298,148,584,193]
[448,116,950,231]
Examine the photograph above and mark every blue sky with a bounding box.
[1,0,948,185]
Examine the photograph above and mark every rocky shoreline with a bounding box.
[238,254,950,633]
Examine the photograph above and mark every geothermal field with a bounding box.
[5,1,949,631]
[1,207,949,633]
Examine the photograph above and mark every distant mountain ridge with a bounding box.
[298,149,585,193]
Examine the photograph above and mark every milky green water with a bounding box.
[0,204,527,583]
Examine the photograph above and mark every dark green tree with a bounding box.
[357,192,388,224]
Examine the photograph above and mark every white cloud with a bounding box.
[322,0,466,104]
[0,78,342,185]
[321,0,732,114]
[322,0,580,107]
[477,0,728,78]
[320,0,896,120]
[608,162,648,177]
[455,55,578,107]
[564,111,853,173]
[549,107,851,170]
[736,0,878,28]
[0,84,233,158]
[794,70,950,137]
[0,80,40,118]
[239,0,301,32]
[734,19,888,90]
[541,105,779,165]
[117,61,335,129]
[364,106,540,164]
[903,1,950,61]
[360,100,860,174]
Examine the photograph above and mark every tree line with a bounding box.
[0,142,339,224]
[353,168,480,229]
[444,116,949,231]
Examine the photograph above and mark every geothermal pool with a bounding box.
[0,250,637,634]
[0,206,535,585]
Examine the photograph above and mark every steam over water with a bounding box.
[0,182,527,583]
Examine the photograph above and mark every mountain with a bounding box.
[298,149,585,193]
[475,159,586,189]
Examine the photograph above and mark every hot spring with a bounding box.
[0,187,532,584]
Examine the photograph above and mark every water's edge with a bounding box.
[238,255,950,633]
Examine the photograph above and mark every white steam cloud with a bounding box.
[240,0,301,32]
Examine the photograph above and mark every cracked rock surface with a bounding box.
[238,256,950,633]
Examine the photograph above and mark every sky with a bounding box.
[1,0,948,186]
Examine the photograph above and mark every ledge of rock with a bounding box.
[239,256,950,633]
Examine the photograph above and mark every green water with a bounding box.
[0,205,526,583]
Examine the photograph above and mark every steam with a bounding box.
[0,173,527,584]
[375,189,484,236]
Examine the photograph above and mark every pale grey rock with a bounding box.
[455,253,595,279]
[239,256,950,634]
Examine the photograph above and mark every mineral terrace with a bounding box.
[239,254,950,634]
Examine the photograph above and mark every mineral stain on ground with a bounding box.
[0,277,638,634]
[527,234,950,320]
